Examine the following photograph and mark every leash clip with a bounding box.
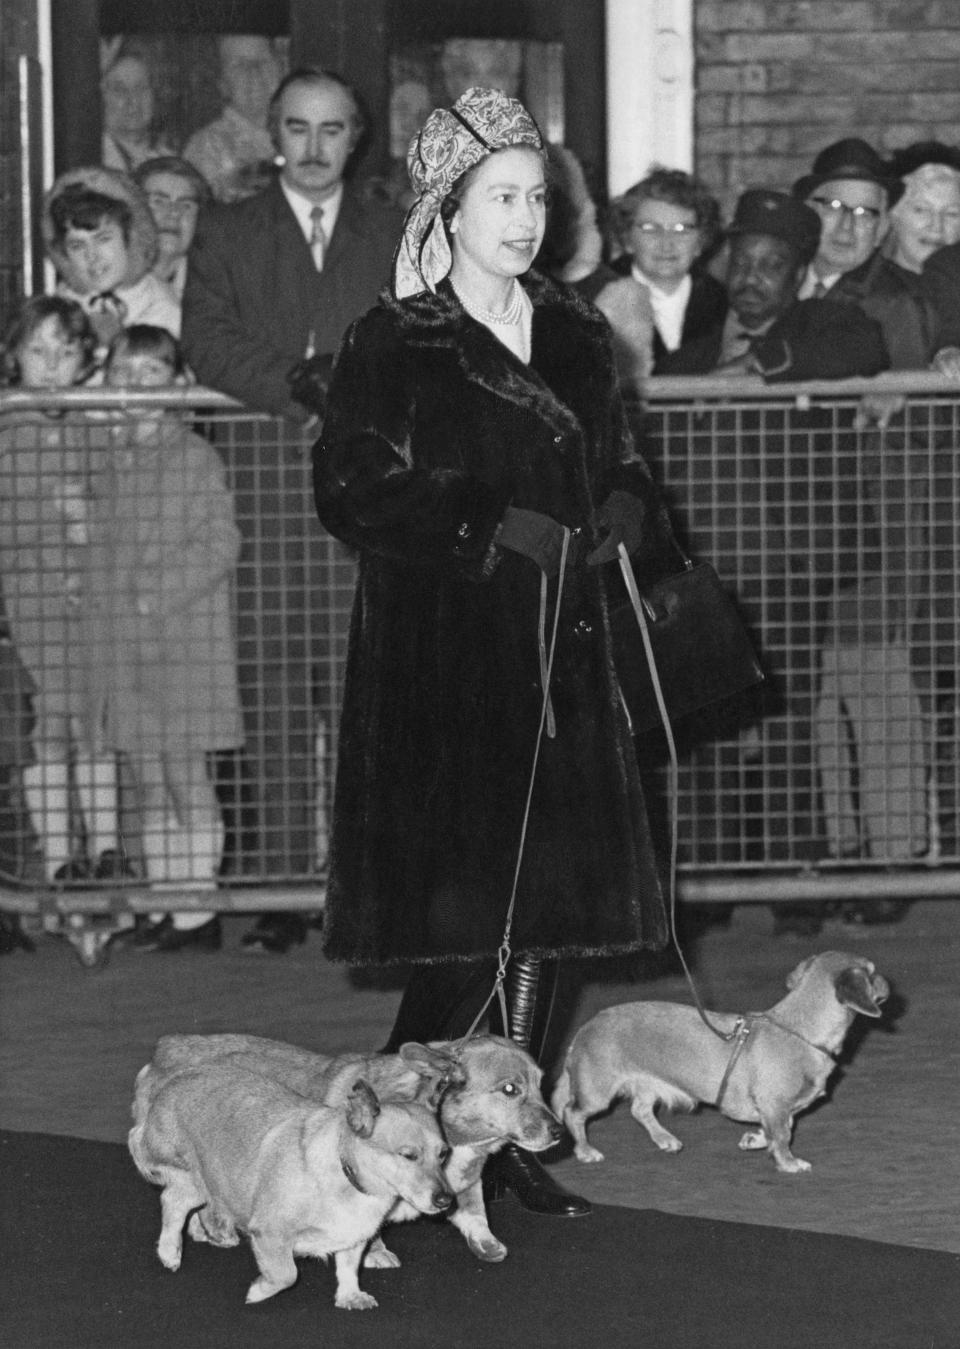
[714,1014,755,1110]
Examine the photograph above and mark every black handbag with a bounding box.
[610,547,765,739]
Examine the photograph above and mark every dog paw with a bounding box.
[156,1240,181,1272]
[775,1155,812,1174]
[246,1278,282,1304]
[738,1129,767,1152]
[363,1245,401,1269]
[467,1233,508,1263]
[574,1144,605,1163]
[336,1290,379,1311]
[655,1137,683,1154]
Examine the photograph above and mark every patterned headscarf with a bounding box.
[393,85,543,299]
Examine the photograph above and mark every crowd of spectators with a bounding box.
[3,38,960,955]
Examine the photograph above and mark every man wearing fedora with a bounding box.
[792,137,939,369]
[659,188,888,379]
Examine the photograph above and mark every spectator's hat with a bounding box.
[727,189,821,264]
[792,137,903,205]
[888,139,960,181]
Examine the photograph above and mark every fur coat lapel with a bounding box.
[382,271,613,444]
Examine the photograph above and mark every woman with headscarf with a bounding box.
[313,87,678,1217]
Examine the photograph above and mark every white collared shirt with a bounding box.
[798,266,841,300]
[631,265,692,352]
[280,179,344,248]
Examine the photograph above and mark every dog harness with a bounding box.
[714,1012,837,1110]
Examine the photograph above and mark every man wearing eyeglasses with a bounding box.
[658,189,888,380]
[792,137,939,369]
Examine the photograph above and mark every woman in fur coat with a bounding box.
[314,87,678,1216]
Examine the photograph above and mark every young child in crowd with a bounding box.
[89,325,243,951]
[42,166,180,353]
[0,295,125,889]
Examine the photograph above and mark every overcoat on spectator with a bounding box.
[182,179,401,418]
[826,250,939,370]
[314,270,677,966]
[659,296,889,381]
[84,419,243,757]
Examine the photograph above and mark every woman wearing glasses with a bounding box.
[610,167,726,372]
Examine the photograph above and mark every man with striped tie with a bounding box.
[182,68,401,950]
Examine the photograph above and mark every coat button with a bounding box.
[553,434,563,445]
[573,618,593,639]
[457,522,472,540]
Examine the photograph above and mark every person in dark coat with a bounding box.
[791,137,939,371]
[659,189,889,381]
[182,69,402,951]
[314,86,678,1217]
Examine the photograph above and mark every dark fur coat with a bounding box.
[314,271,677,966]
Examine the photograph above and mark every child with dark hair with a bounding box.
[0,295,124,890]
[43,166,180,350]
[87,325,243,951]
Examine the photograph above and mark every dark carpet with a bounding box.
[2,1130,958,1349]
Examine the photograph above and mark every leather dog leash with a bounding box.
[617,544,740,1046]
[457,527,573,1047]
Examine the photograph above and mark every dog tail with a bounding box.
[127,1119,153,1181]
[551,1062,573,1122]
[131,1061,157,1126]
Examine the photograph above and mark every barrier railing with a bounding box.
[0,388,351,960]
[640,371,960,903]
[1,377,959,960]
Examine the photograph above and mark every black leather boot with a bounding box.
[380,960,496,1052]
[485,954,591,1217]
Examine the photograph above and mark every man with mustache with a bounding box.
[180,69,401,953]
[659,189,888,380]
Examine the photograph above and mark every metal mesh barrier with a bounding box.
[2,377,960,958]
[640,373,960,902]
[0,389,352,948]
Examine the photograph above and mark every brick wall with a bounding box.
[695,0,960,208]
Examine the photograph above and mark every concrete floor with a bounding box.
[2,899,958,1255]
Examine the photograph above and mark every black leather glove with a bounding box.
[586,489,648,566]
[287,352,335,417]
[497,506,567,578]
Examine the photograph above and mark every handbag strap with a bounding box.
[616,544,740,1046]
[456,527,572,1046]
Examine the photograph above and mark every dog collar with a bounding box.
[759,1011,837,1061]
[339,1152,368,1195]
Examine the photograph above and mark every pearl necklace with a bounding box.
[452,278,524,326]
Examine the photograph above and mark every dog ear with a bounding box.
[834,967,886,1017]
[399,1042,468,1089]
[346,1079,381,1138]
[785,955,816,990]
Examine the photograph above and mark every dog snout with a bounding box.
[547,1117,563,1143]
[432,1187,454,1212]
